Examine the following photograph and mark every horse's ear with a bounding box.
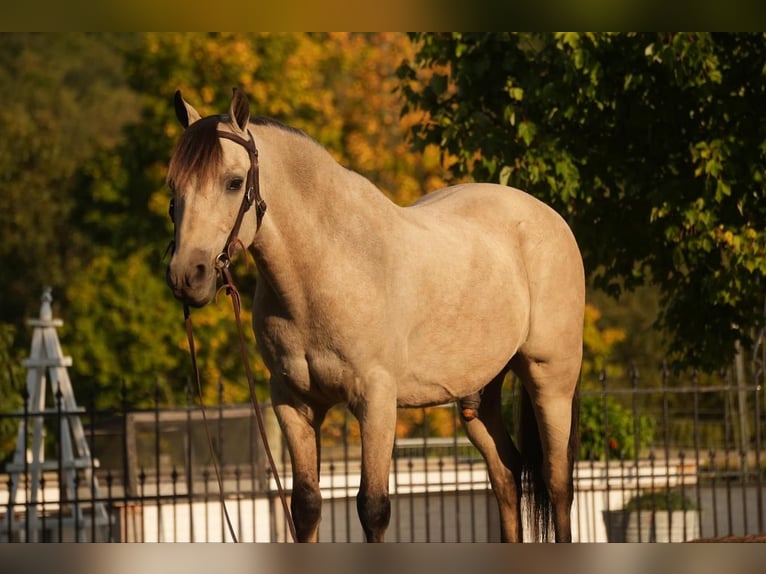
[174,90,201,129]
[228,87,250,134]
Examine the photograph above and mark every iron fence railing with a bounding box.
[2,369,765,542]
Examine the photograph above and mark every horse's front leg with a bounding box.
[270,383,326,542]
[351,376,397,542]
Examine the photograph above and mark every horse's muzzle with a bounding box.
[166,253,217,307]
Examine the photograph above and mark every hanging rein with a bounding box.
[175,126,296,543]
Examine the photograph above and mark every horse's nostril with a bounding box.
[191,263,208,284]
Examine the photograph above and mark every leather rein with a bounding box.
[180,127,297,543]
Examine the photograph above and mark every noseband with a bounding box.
[214,128,267,270]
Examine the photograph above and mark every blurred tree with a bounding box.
[0,324,24,464]
[399,32,766,370]
[582,302,628,378]
[587,284,667,378]
[62,249,189,408]
[0,33,140,333]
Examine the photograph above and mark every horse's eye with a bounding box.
[227,178,244,191]
[168,198,175,223]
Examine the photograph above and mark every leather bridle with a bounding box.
[165,125,266,268]
[214,128,267,271]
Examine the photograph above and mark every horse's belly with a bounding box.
[395,320,522,409]
[393,267,528,407]
[395,378,484,409]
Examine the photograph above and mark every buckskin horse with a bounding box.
[165,88,584,542]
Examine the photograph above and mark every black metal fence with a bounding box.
[2,367,765,542]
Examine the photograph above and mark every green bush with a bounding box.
[579,395,655,460]
[625,488,698,511]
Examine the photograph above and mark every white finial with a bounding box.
[40,287,53,321]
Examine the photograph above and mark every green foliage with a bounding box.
[625,487,698,511]
[0,323,25,464]
[401,32,766,370]
[579,395,655,461]
[586,285,670,381]
[582,302,627,377]
[0,33,141,331]
[61,249,186,408]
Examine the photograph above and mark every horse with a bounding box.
[165,88,584,543]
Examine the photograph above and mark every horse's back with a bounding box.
[409,183,580,261]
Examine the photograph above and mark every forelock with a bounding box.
[167,115,223,190]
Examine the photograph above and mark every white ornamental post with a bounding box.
[4,288,109,541]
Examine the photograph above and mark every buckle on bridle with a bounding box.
[214,251,231,270]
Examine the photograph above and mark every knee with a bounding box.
[356,491,391,541]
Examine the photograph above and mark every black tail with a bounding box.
[519,384,579,542]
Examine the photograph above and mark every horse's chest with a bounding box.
[288,350,354,404]
[256,321,353,403]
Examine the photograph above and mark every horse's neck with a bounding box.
[251,128,400,316]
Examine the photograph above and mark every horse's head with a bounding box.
[166,88,262,307]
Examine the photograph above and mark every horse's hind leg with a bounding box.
[513,355,580,542]
[271,383,326,542]
[460,372,524,542]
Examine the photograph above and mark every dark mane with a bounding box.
[167,115,312,190]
